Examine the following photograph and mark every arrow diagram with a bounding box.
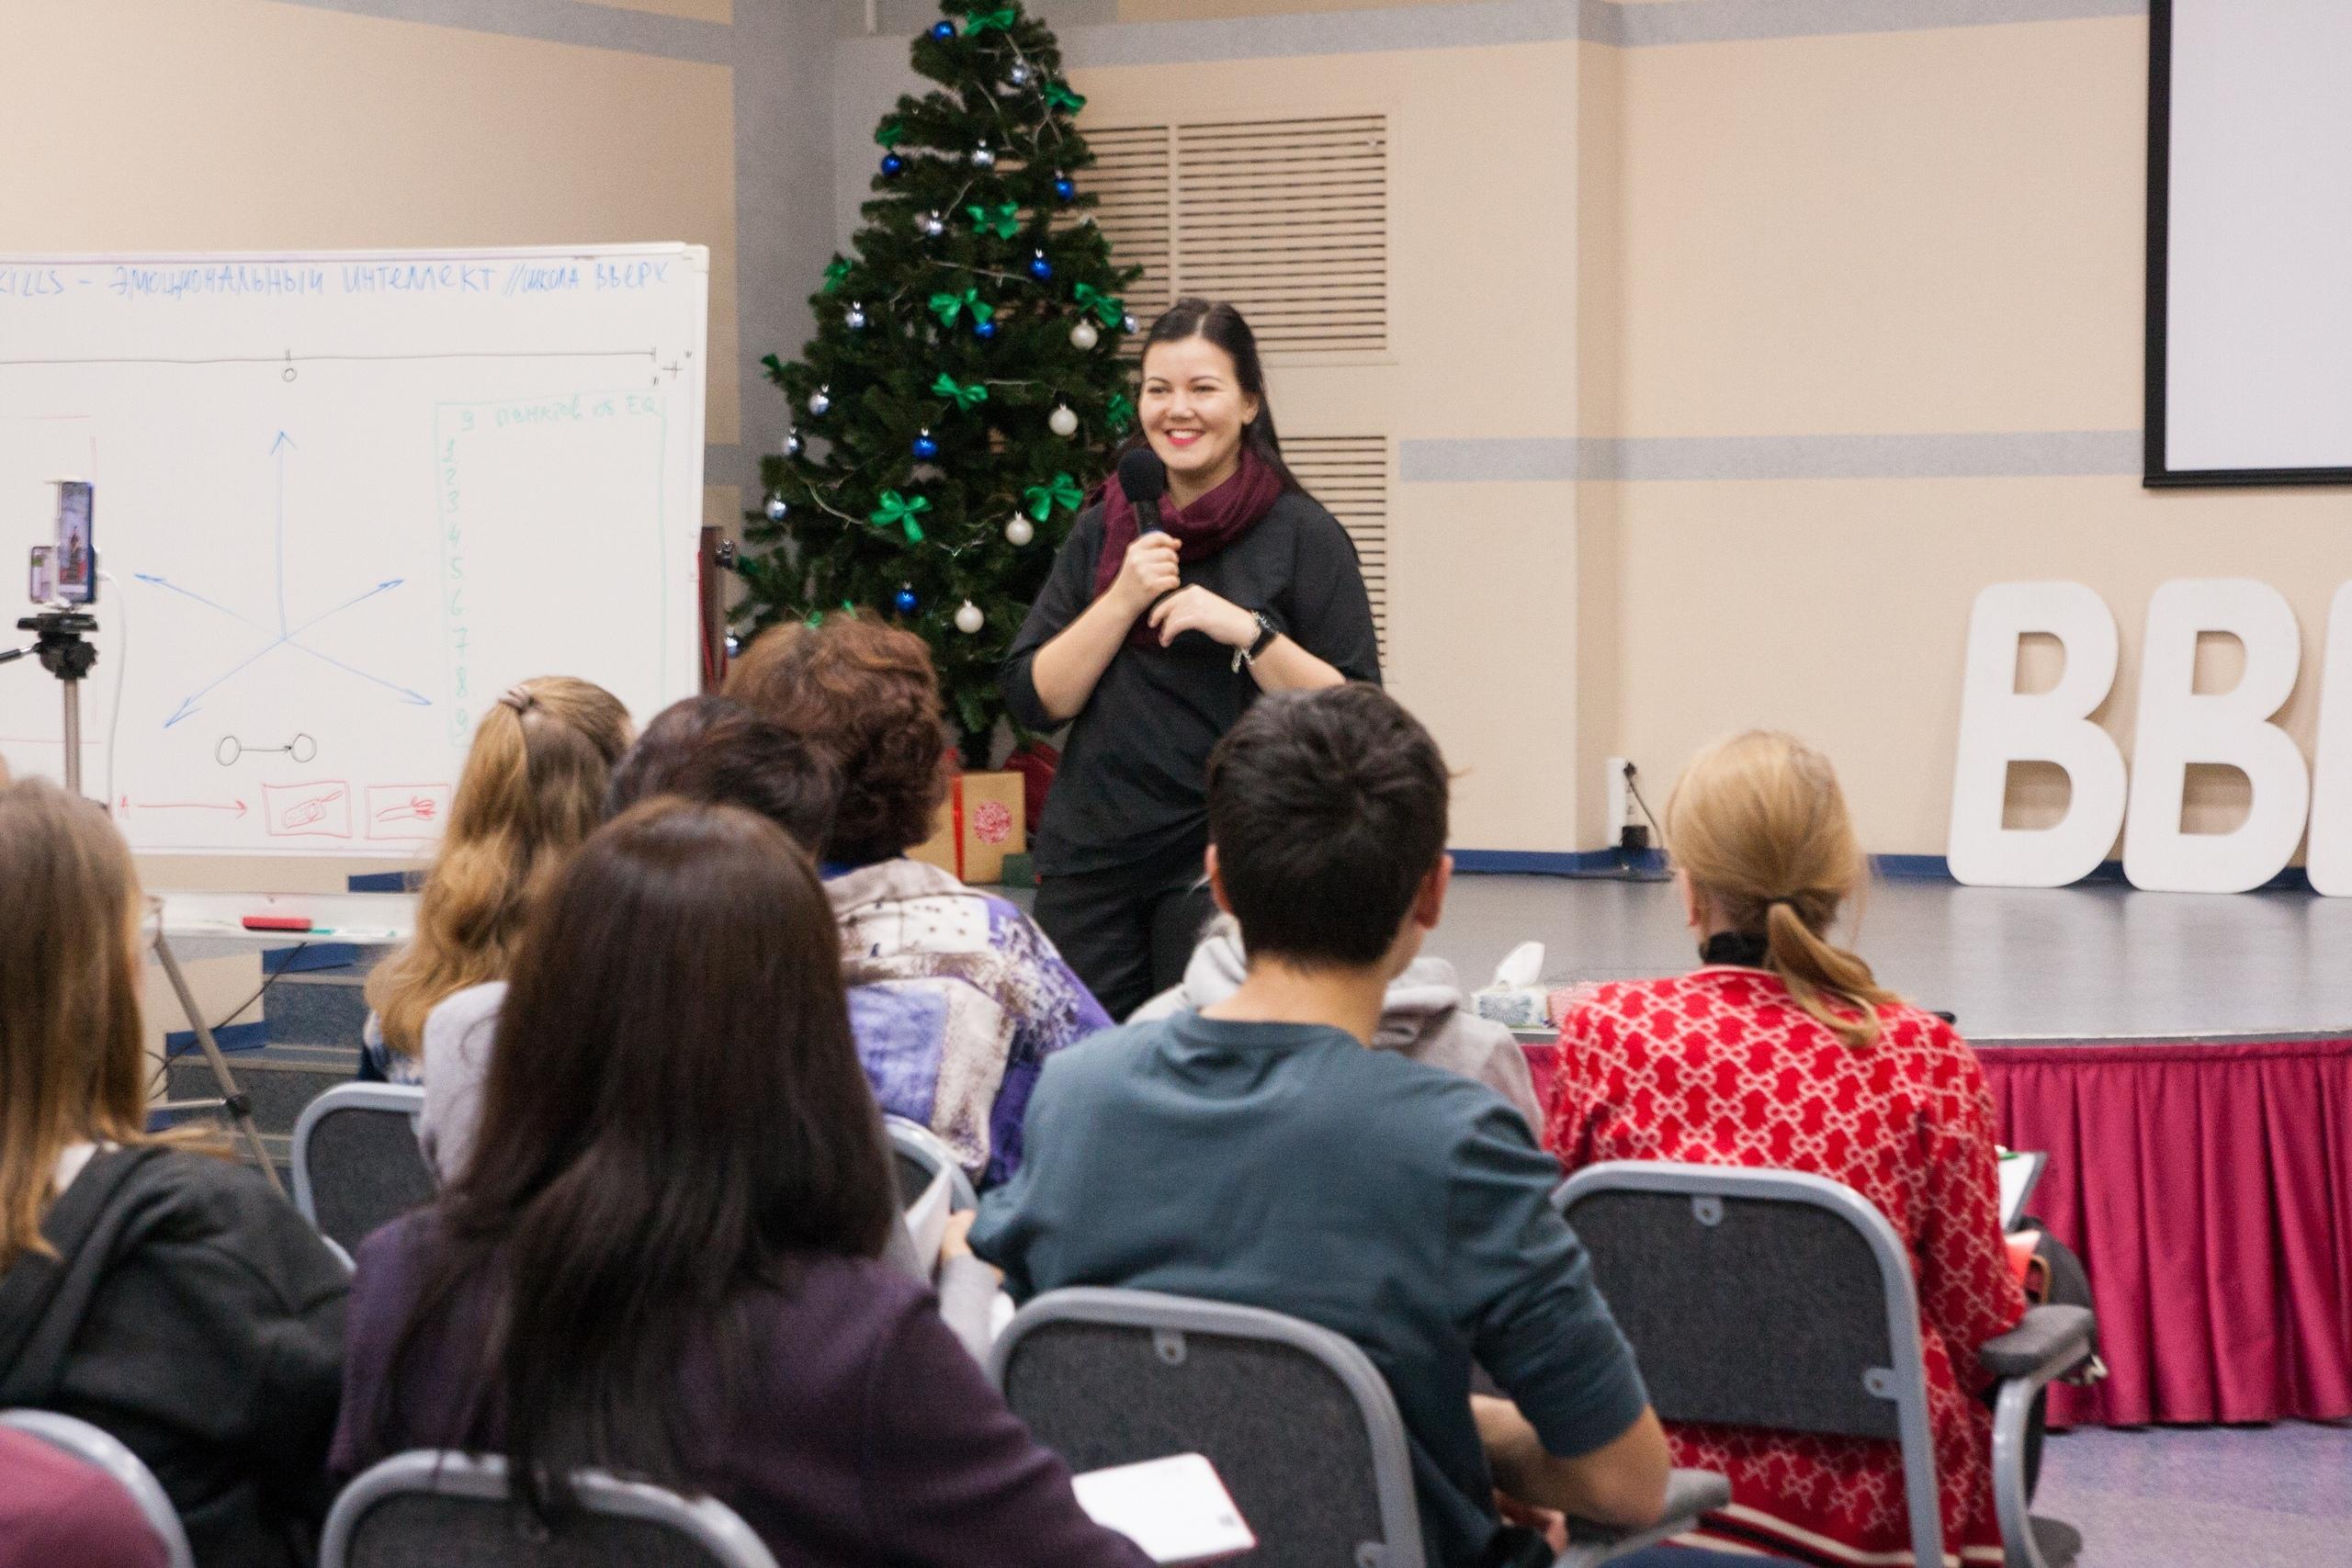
[142,432,426,728]
[119,795,249,818]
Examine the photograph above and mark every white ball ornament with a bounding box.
[955,600,985,635]
[1005,515,1035,547]
[1047,404,1080,437]
[807,385,831,417]
[1069,319,1100,351]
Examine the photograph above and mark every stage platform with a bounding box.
[1423,871,2352,1430]
[1424,873,2352,1044]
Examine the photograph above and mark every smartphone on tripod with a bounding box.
[51,479,96,604]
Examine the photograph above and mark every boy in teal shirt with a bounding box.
[967,684,1670,1568]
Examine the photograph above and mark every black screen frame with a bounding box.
[2143,0,2352,489]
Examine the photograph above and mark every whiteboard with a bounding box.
[0,244,707,854]
[2150,0,2352,483]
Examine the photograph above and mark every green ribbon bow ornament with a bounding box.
[928,288,996,328]
[1043,82,1085,114]
[1071,282,1125,327]
[821,258,852,295]
[933,373,989,412]
[874,121,906,149]
[967,6,1017,34]
[1023,471,1083,522]
[967,201,1023,240]
[759,353,786,379]
[869,490,931,543]
[1105,392,1136,434]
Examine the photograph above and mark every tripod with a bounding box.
[1,611,281,1191]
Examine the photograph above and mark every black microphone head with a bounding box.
[1116,447,1168,526]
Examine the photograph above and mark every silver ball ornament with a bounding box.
[1122,313,1138,335]
[920,209,946,238]
[764,494,788,522]
[844,301,867,330]
[781,428,803,458]
[971,144,996,169]
[1047,404,1079,438]
[1008,61,1033,86]
[1069,319,1100,351]
[807,386,831,417]
[955,601,985,635]
[1005,515,1035,547]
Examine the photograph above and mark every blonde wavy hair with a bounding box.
[1665,730,1895,1049]
[0,781,156,1269]
[365,677,631,1061]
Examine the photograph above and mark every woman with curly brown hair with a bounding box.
[731,616,1110,1188]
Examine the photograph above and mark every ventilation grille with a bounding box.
[1079,124,1174,326]
[1086,115,1388,356]
[1283,435,1389,661]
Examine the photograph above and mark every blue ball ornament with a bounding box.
[930,19,956,39]
[1027,251,1053,281]
[894,586,921,615]
[974,318,998,340]
[912,429,939,460]
[880,152,905,177]
[1054,175,1077,202]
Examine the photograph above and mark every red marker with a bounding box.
[241,915,314,932]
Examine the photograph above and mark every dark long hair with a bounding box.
[374,797,897,1513]
[1118,298,1305,496]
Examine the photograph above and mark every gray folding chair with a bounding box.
[321,1450,778,1568]
[989,1287,1726,1568]
[1,1407,195,1568]
[1555,1161,2098,1568]
[883,1113,978,1212]
[290,1084,436,1257]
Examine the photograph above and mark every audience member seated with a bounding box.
[1131,911,1544,1128]
[361,676,630,1086]
[1543,730,2028,1568]
[333,799,1150,1568]
[966,686,1674,1568]
[730,618,1111,1187]
[0,1427,168,1568]
[0,781,347,1568]
[413,694,840,1184]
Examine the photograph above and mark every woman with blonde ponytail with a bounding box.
[361,677,631,1080]
[1544,731,2027,1568]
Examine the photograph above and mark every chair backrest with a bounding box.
[322,1451,780,1568]
[883,1113,978,1212]
[290,1084,436,1255]
[0,1408,196,1568]
[989,1287,1425,1568]
[1553,1161,1943,1568]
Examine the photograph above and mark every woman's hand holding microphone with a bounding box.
[1112,533,1260,649]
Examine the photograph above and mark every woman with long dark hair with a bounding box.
[331,798,1149,1568]
[1003,299,1382,1018]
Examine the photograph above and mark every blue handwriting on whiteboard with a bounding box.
[142,431,427,728]
[0,268,65,299]
[341,263,494,294]
[595,260,669,290]
[109,264,330,300]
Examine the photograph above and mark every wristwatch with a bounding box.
[1232,611,1279,673]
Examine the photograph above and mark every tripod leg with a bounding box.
[151,931,285,1196]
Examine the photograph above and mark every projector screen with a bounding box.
[2148,0,2352,485]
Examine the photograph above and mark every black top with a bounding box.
[0,1147,349,1568]
[1002,490,1382,876]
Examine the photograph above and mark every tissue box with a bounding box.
[909,771,1027,885]
[1472,987,1552,1029]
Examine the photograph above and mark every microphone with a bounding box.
[1117,447,1168,532]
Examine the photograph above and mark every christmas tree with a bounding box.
[735,0,1139,764]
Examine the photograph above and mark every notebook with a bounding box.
[1998,1149,2047,1231]
[1071,1453,1255,1565]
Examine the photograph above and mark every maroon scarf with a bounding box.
[1091,447,1284,646]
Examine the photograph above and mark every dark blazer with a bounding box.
[0,1147,349,1568]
